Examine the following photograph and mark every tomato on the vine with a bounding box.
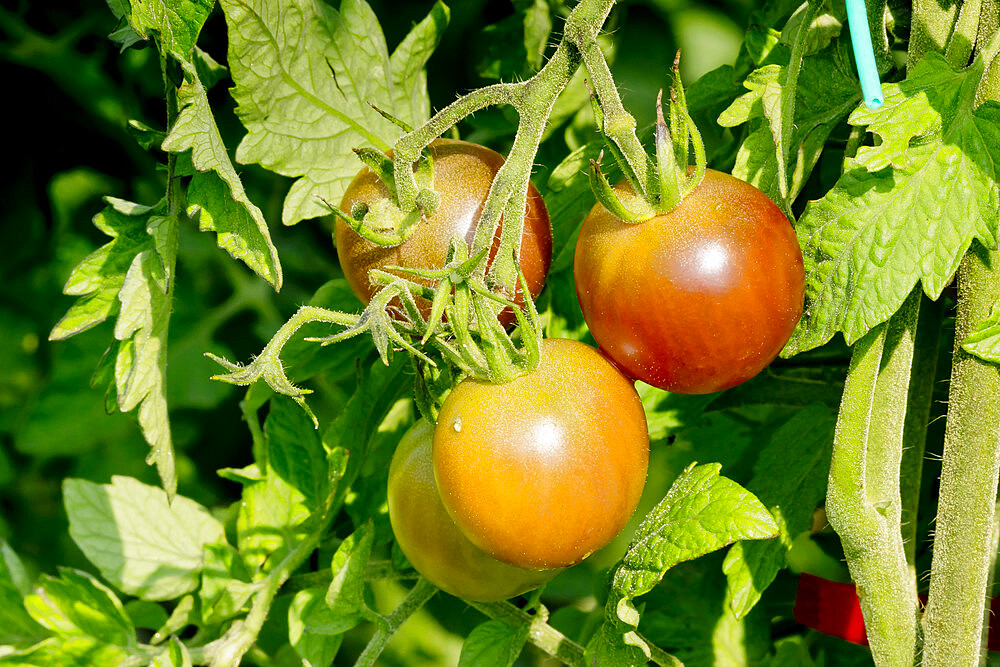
[432,338,649,570]
[335,139,552,324]
[573,170,804,394]
[387,419,558,602]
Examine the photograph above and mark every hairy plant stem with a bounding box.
[353,578,437,667]
[921,245,1000,667]
[826,289,922,666]
[468,601,587,666]
[899,295,943,572]
[393,0,617,298]
[908,0,961,67]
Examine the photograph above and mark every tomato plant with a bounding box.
[335,139,552,323]
[17,0,1000,665]
[432,338,649,570]
[573,170,805,394]
[387,419,558,602]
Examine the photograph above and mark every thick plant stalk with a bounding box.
[826,289,922,666]
[921,245,1000,667]
[899,296,943,572]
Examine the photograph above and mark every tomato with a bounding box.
[573,170,804,394]
[387,419,558,601]
[432,338,649,570]
[335,139,552,324]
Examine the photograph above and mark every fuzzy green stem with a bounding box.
[945,0,982,67]
[899,295,943,572]
[826,289,922,666]
[354,579,437,667]
[921,245,1000,667]
[908,0,961,69]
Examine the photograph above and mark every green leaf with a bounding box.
[125,0,214,57]
[0,541,46,646]
[722,405,835,618]
[23,569,135,648]
[199,543,254,624]
[587,464,778,662]
[49,199,155,341]
[458,620,528,667]
[616,463,778,599]
[151,637,193,667]
[236,468,312,573]
[114,233,177,496]
[0,637,132,667]
[288,588,345,667]
[265,396,329,510]
[787,53,1000,354]
[221,0,447,225]
[962,300,1000,363]
[123,600,168,631]
[719,40,858,204]
[164,59,283,290]
[637,555,771,667]
[64,476,226,601]
[324,522,375,633]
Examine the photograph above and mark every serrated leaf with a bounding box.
[265,396,329,509]
[587,464,777,662]
[787,54,1000,354]
[114,243,177,496]
[126,0,214,57]
[614,463,778,601]
[164,58,282,290]
[962,301,1000,363]
[220,0,446,225]
[722,405,834,618]
[49,199,155,341]
[23,569,135,648]
[64,477,226,601]
[458,620,528,667]
[288,588,344,667]
[324,522,374,633]
[721,41,858,204]
[388,1,449,130]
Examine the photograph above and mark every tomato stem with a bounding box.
[825,290,923,665]
[921,245,1000,666]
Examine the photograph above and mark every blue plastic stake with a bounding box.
[845,0,884,109]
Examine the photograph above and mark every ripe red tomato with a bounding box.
[432,338,649,570]
[573,170,804,394]
[335,139,552,324]
[387,419,558,601]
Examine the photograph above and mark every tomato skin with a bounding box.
[433,338,649,570]
[335,139,552,324]
[387,420,557,602]
[573,170,804,394]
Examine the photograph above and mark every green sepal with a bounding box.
[589,157,655,223]
[655,90,682,213]
[353,147,397,197]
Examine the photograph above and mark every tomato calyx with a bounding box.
[320,144,438,247]
[589,51,707,222]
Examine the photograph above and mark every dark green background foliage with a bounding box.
[0,0,986,665]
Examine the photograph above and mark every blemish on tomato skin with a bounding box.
[453,417,462,433]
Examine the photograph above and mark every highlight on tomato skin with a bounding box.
[387,419,559,602]
[431,338,650,570]
[334,139,553,326]
[573,169,805,395]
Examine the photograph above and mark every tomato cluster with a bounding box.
[339,139,801,601]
